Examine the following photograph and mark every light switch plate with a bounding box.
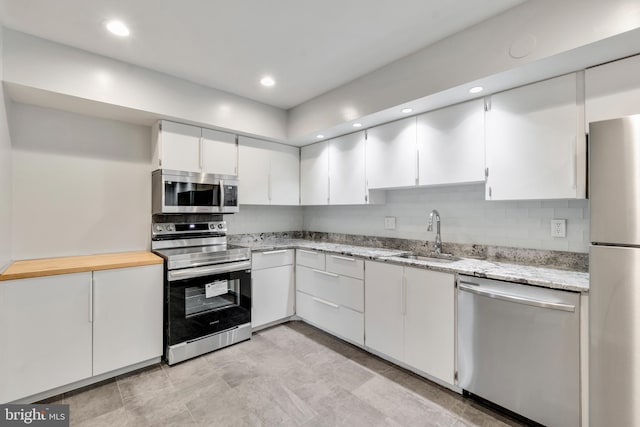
[384,216,396,230]
[551,219,566,238]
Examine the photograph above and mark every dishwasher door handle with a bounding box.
[458,283,576,312]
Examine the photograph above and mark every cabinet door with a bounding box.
[92,265,163,376]
[251,265,295,328]
[0,273,93,403]
[366,117,417,189]
[417,99,485,186]
[238,136,271,205]
[300,141,329,205]
[485,73,585,200]
[404,268,455,384]
[201,128,238,176]
[329,132,367,204]
[159,121,202,173]
[269,142,300,205]
[364,261,404,361]
[586,54,640,125]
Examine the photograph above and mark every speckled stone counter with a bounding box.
[230,235,589,293]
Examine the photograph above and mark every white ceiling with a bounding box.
[0,0,524,110]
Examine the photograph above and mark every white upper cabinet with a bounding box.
[201,128,238,176]
[417,99,485,186]
[586,54,640,126]
[485,72,586,200]
[329,132,386,205]
[153,120,238,175]
[238,136,300,205]
[366,117,417,189]
[300,141,329,205]
[153,121,201,172]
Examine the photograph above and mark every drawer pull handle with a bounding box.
[299,250,319,255]
[262,250,288,255]
[312,269,339,278]
[331,255,356,262]
[312,297,339,309]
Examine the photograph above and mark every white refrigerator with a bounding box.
[590,115,640,426]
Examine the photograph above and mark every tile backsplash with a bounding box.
[303,184,589,253]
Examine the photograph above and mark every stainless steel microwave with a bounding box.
[152,169,239,214]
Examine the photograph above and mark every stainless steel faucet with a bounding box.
[427,209,442,254]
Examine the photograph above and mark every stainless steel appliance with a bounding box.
[152,169,239,215]
[589,115,640,426]
[152,220,251,365]
[457,275,581,426]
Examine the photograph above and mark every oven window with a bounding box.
[184,278,240,317]
[164,181,219,207]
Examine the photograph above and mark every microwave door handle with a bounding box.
[219,179,225,209]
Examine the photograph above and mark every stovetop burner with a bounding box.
[151,221,250,270]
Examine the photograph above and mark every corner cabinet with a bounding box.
[417,99,485,186]
[300,141,329,205]
[365,117,417,189]
[152,120,238,176]
[238,136,300,205]
[485,72,586,200]
[364,261,455,385]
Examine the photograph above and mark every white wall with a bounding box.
[303,184,590,253]
[226,205,303,235]
[10,103,152,259]
[0,27,13,268]
[2,30,287,141]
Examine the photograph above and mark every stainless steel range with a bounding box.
[151,220,251,365]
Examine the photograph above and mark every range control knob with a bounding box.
[209,224,216,230]
[155,225,163,232]
[165,224,173,232]
[217,223,224,229]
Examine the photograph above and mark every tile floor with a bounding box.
[41,321,525,426]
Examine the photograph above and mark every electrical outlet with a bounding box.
[551,219,566,238]
[384,216,396,230]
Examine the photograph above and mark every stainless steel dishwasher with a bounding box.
[457,275,581,427]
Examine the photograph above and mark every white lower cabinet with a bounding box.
[0,273,93,403]
[295,250,364,345]
[92,265,163,376]
[365,261,455,385]
[251,250,295,328]
[0,264,163,403]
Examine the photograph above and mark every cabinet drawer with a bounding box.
[296,266,363,312]
[296,249,325,270]
[296,291,364,345]
[326,254,364,280]
[252,249,294,270]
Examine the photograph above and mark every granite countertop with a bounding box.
[235,238,589,293]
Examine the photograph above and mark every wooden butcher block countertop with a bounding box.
[0,251,163,281]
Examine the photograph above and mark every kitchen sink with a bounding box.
[397,253,461,263]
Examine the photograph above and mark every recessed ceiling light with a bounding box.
[469,86,484,94]
[316,134,324,139]
[106,20,130,37]
[260,76,275,87]
[353,123,362,128]
[401,108,413,114]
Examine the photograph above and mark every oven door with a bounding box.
[167,261,251,346]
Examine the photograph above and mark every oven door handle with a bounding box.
[169,260,251,282]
